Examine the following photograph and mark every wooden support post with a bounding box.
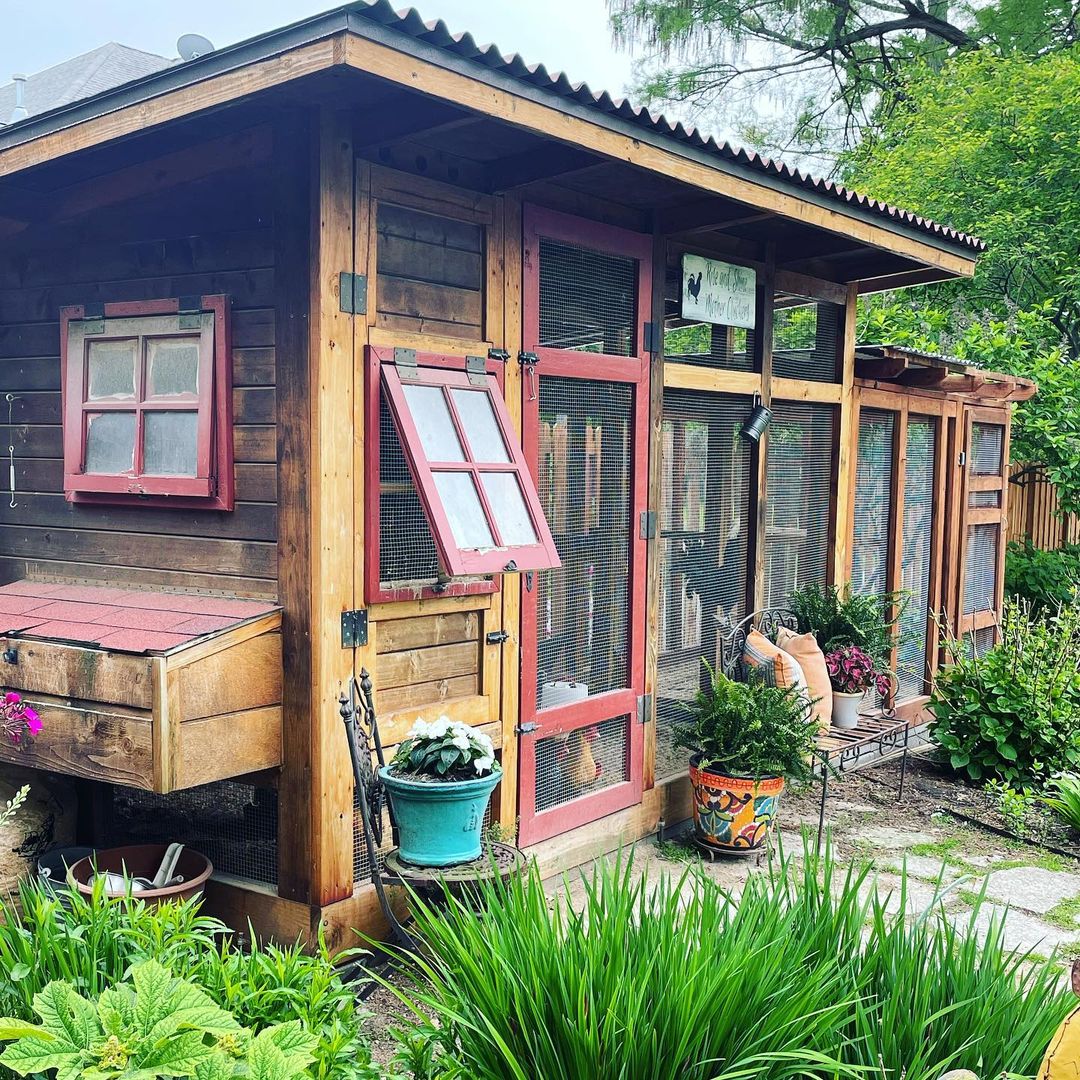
[276,107,356,906]
[750,252,775,612]
[832,283,858,589]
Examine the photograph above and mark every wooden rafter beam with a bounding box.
[488,143,603,191]
[354,98,479,151]
[855,356,910,380]
[656,196,775,235]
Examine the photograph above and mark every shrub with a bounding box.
[1005,539,1080,611]
[1045,773,1080,831]
[675,661,819,781]
[382,839,1071,1080]
[0,881,376,1080]
[789,583,903,669]
[930,598,1080,784]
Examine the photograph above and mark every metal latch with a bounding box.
[488,348,510,364]
[394,347,419,382]
[639,510,657,540]
[340,609,369,648]
[466,355,488,386]
[518,351,539,401]
[516,721,539,735]
[637,693,652,724]
[486,630,510,645]
[959,450,967,467]
[339,272,368,315]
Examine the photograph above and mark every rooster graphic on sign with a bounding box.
[686,270,703,301]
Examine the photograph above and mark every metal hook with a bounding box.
[5,394,17,509]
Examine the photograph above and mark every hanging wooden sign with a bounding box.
[680,254,757,329]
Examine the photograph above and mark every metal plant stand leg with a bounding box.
[897,725,910,803]
[817,751,829,854]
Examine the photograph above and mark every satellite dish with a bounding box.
[177,34,215,61]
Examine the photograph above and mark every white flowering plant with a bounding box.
[389,716,498,781]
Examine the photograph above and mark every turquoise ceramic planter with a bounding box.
[380,765,502,867]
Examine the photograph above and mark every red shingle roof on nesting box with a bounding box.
[0,580,279,655]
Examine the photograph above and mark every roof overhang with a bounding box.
[0,4,979,283]
[855,345,1036,402]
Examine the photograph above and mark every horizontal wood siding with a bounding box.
[0,148,277,596]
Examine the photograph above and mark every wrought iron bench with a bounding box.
[717,609,910,848]
[339,670,526,951]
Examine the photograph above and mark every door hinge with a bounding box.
[639,510,657,540]
[486,630,511,645]
[339,271,368,315]
[393,346,419,381]
[340,609,369,649]
[466,354,488,386]
[81,303,105,335]
[643,321,662,355]
[637,693,653,724]
[178,295,203,329]
[516,721,539,735]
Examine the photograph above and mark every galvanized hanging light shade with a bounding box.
[740,396,772,442]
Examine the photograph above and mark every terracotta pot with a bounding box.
[831,691,862,730]
[66,844,212,904]
[688,754,784,853]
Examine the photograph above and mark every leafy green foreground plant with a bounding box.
[380,839,1072,1080]
[0,880,377,1080]
[1006,540,1080,612]
[931,598,1080,784]
[0,960,315,1080]
[788,583,904,670]
[1045,774,1080,832]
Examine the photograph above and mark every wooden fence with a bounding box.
[1008,463,1080,549]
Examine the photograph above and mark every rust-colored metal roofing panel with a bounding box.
[0,581,279,655]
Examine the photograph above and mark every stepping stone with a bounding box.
[982,866,1080,914]
[859,826,937,850]
[947,903,1076,955]
[857,874,946,916]
[887,855,969,882]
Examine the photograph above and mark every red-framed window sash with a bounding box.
[517,204,653,846]
[365,346,560,603]
[60,296,233,510]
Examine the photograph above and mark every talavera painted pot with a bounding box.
[380,765,501,867]
[688,754,784,853]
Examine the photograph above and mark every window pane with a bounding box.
[147,338,200,397]
[433,473,494,550]
[481,472,537,545]
[451,389,509,463]
[85,412,136,474]
[87,340,137,400]
[402,385,465,462]
[144,412,198,476]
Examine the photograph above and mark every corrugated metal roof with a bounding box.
[0,580,278,655]
[0,1,983,256]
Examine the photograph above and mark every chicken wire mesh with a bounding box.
[664,320,755,371]
[964,522,999,616]
[851,409,895,597]
[107,780,278,886]
[533,376,633,708]
[538,238,637,355]
[534,714,630,814]
[656,390,752,782]
[772,297,842,382]
[970,422,1005,475]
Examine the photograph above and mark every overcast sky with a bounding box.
[0,0,636,99]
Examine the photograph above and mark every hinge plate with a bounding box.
[639,510,657,540]
[643,321,662,355]
[339,271,368,315]
[178,296,203,329]
[341,609,369,649]
[466,355,488,386]
[393,347,419,382]
[637,693,653,724]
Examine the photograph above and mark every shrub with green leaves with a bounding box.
[0,880,376,1080]
[1045,773,1080,831]
[675,660,818,781]
[930,598,1080,784]
[0,960,317,1080]
[1005,539,1080,611]
[381,839,1071,1080]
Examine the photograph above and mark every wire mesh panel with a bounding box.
[108,780,278,886]
[764,402,836,608]
[534,376,633,706]
[969,489,1002,508]
[656,391,752,781]
[379,396,441,589]
[534,715,630,813]
[538,238,638,355]
[851,409,895,596]
[972,625,996,657]
[664,320,755,371]
[897,417,937,701]
[970,422,1005,475]
[964,522,1000,615]
[772,297,842,382]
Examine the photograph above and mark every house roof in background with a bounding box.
[0,43,171,124]
[0,1,982,258]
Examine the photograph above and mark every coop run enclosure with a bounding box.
[0,0,1032,942]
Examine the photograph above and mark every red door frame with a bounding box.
[517,205,653,845]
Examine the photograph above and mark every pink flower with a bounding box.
[4,692,19,704]
[24,709,41,737]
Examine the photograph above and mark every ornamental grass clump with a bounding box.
[389,716,497,780]
[382,838,1072,1080]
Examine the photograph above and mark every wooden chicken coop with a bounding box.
[0,1,1032,943]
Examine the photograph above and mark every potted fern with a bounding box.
[676,662,818,852]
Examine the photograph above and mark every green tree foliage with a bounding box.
[607,0,1079,157]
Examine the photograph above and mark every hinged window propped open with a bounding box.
[378,349,561,579]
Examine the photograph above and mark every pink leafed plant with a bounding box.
[824,646,892,697]
[1,691,42,746]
